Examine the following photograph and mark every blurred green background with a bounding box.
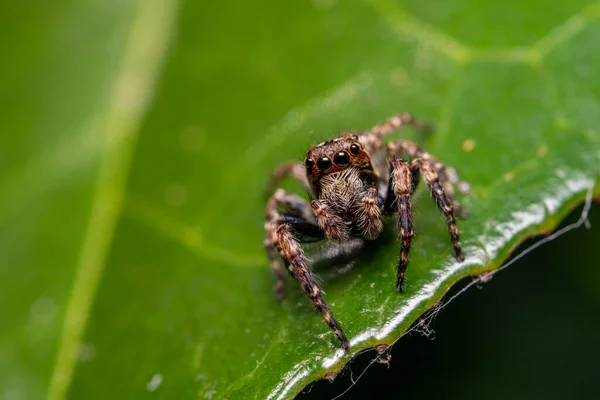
[1,0,600,399]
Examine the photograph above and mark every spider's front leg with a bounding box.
[276,223,350,349]
[265,189,350,349]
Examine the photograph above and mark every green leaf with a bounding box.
[2,0,600,399]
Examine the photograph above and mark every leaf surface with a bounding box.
[2,0,600,399]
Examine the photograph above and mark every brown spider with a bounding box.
[264,112,467,349]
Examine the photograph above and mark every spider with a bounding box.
[264,112,467,349]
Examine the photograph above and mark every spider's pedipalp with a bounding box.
[390,158,415,291]
[311,199,350,242]
[357,185,383,240]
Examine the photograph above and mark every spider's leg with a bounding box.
[266,162,311,195]
[276,221,350,349]
[266,191,349,348]
[389,158,415,292]
[369,112,432,140]
[264,232,285,300]
[411,158,465,262]
[356,185,384,240]
[388,140,468,218]
[265,189,316,300]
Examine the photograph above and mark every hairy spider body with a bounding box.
[265,112,467,349]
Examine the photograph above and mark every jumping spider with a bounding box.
[265,112,467,349]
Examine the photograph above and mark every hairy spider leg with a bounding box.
[389,159,415,291]
[388,140,468,218]
[266,162,311,195]
[276,223,350,349]
[368,112,432,140]
[387,141,466,291]
[265,189,315,299]
[265,190,316,296]
[263,236,285,300]
[410,157,464,262]
[264,162,318,298]
[265,189,350,348]
[264,160,315,299]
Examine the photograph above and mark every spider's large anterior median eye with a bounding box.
[317,156,332,170]
[350,143,361,155]
[305,158,315,168]
[333,151,350,166]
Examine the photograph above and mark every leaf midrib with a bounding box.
[46,1,180,399]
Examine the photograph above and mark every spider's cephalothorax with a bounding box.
[264,112,468,349]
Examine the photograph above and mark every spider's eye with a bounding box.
[317,156,332,170]
[350,143,361,155]
[305,158,315,168]
[333,151,350,166]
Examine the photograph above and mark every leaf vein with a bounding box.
[124,196,264,268]
[46,1,179,399]
[366,0,471,63]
